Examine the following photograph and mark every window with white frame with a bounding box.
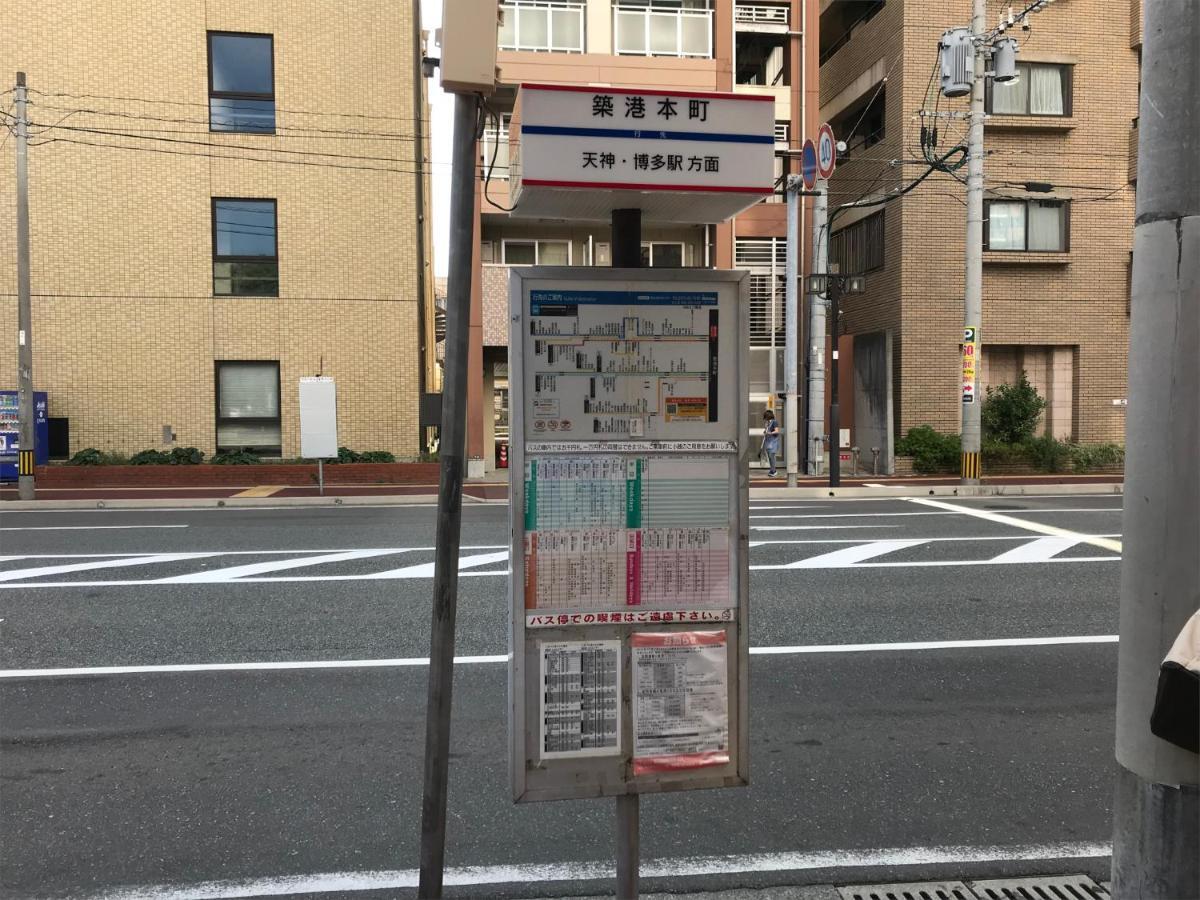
[984,199,1070,252]
[481,113,512,180]
[735,238,786,348]
[987,63,1072,116]
[614,0,713,58]
[639,242,685,267]
[499,0,585,52]
[502,239,572,265]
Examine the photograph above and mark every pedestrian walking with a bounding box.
[761,409,780,477]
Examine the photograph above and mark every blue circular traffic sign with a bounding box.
[801,139,818,190]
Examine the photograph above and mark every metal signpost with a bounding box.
[299,376,337,495]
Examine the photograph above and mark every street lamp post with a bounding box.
[805,273,866,488]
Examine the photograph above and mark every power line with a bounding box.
[30,122,430,166]
[29,87,430,123]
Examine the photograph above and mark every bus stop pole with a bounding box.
[611,207,641,900]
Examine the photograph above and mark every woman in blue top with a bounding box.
[761,409,781,477]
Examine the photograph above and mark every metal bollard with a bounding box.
[871,447,880,476]
[851,447,860,477]
[812,436,824,476]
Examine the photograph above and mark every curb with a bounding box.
[0,481,1122,511]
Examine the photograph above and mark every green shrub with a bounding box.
[211,450,261,465]
[356,450,396,463]
[896,426,960,474]
[1071,442,1124,473]
[68,447,105,466]
[170,446,205,465]
[1023,435,1073,473]
[982,372,1047,444]
[129,449,173,465]
[334,446,361,464]
[981,439,1026,467]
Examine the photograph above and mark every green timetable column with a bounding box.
[525,460,537,531]
[625,458,643,529]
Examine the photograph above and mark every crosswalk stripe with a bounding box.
[365,550,512,579]
[987,536,1081,563]
[782,539,928,569]
[153,549,400,583]
[0,553,219,583]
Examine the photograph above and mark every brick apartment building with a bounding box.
[819,0,1138,466]
[0,1,435,461]
[461,0,819,476]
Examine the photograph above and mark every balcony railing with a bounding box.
[499,0,586,54]
[735,3,789,26]
[614,6,713,58]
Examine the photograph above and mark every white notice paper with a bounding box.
[539,640,621,759]
[631,631,729,775]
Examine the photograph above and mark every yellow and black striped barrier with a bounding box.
[17,449,35,476]
[961,451,981,480]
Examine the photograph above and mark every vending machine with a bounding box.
[0,391,49,481]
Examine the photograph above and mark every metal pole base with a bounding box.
[1112,764,1200,899]
[616,793,639,898]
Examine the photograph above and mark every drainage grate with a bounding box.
[838,882,976,900]
[969,874,1111,900]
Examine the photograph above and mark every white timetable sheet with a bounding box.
[539,640,621,760]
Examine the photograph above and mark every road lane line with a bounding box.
[784,539,928,568]
[0,553,220,583]
[364,550,511,579]
[153,549,401,583]
[0,525,190,531]
[750,534,1120,547]
[751,508,1120,519]
[0,635,1119,679]
[750,525,901,531]
[0,546,508,560]
[907,497,1123,553]
[70,841,1112,899]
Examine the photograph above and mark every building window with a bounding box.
[834,88,885,161]
[640,242,684,267]
[502,239,571,265]
[830,210,885,274]
[735,237,786,348]
[615,0,713,58]
[984,199,1069,251]
[819,0,884,64]
[213,199,278,295]
[481,113,512,180]
[986,63,1072,116]
[499,0,586,52]
[216,361,281,455]
[208,32,275,133]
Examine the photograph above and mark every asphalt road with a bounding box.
[0,494,1124,899]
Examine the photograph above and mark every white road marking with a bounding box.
[783,539,927,568]
[0,535,1123,587]
[0,553,219,583]
[0,524,190,531]
[0,635,1119,679]
[0,546,507,560]
[71,841,1112,899]
[907,497,1123,553]
[751,508,1120,519]
[153,549,400,583]
[987,536,1081,563]
[750,525,901,531]
[363,550,511,579]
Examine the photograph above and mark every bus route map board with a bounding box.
[509,267,749,804]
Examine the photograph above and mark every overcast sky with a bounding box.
[420,0,454,278]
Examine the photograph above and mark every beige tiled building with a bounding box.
[461,0,820,475]
[819,0,1138,462]
[0,1,434,460]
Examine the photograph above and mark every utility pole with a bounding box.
[1111,0,1199,895]
[805,182,827,476]
[827,275,841,487]
[784,174,800,487]
[14,72,35,500]
[960,0,986,487]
